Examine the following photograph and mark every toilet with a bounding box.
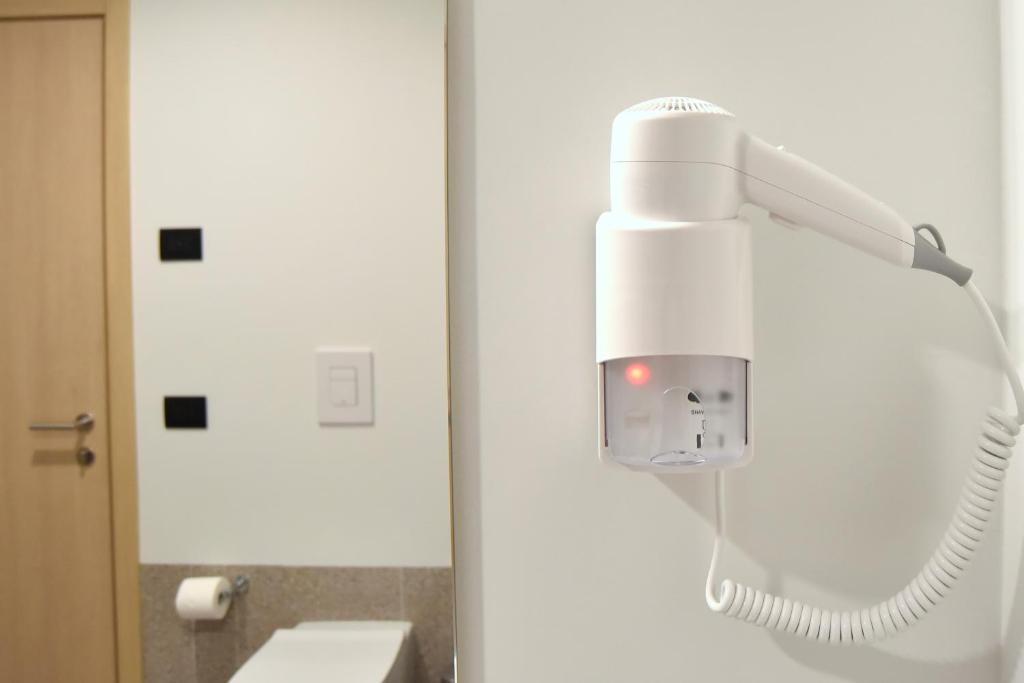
[229,621,413,683]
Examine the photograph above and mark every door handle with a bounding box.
[29,412,94,432]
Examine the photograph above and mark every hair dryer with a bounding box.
[596,97,1022,643]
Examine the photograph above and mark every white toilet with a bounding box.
[229,621,413,683]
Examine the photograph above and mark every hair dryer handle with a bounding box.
[741,135,916,267]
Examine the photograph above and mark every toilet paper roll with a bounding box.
[175,576,232,620]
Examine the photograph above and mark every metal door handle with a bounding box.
[29,412,94,432]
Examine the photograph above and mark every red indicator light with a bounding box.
[625,363,651,386]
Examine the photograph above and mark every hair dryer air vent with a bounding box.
[626,96,732,115]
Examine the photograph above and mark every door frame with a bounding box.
[0,1,140,681]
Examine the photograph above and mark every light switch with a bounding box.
[316,348,373,425]
[328,366,358,407]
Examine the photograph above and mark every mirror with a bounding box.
[130,2,451,681]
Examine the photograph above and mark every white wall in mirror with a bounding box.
[130,0,449,567]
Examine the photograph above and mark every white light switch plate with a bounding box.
[316,348,373,425]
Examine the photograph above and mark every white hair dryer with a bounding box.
[596,97,1021,643]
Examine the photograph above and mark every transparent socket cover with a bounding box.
[603,355,749,470]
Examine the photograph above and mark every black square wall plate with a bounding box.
[164,396,208,429]
[160,228,203,261]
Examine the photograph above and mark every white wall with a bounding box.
[1002,1,1024,680]
[450,0,1004,680]
[131,0,450,567]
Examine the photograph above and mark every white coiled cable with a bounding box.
[705,281,1024,644]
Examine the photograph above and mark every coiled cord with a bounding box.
[705,280,1024,644]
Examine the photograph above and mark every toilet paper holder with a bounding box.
[176,574,251,621]
[220,575,250,604]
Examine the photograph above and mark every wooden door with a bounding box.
[0,17,118,682]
